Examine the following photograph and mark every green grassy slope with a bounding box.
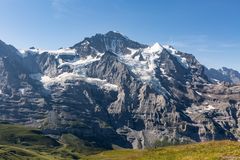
[0,122,101,159]
[0,145,55,160]
[84,141,240,160]
[1,123,240,160]
[0,123,59,147]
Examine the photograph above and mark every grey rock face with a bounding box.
[0,32,240,149]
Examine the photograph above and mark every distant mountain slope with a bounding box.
[205,67,240,84]
[0,31,240,149]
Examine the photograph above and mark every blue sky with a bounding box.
[0,0,240,70]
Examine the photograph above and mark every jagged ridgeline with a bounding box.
[0,31,240,149]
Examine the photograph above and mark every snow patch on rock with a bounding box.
[120,43,163,82]
[145,43,163,53]
[163,45,189,68]
[19,88,26,95]
[30,72,118,91]
[186,104,216,114]
[19,48,77,57]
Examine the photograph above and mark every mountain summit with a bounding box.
[71,31,147,57]
[0,32,240,149]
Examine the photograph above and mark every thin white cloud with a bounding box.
[220,43,240,48]
[51,0,72,18]
[50,0,90,19]
[164,35,209,53]
[164,34,240,54]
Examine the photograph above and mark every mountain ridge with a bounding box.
[0,31,240,149]
[15,31,240,75]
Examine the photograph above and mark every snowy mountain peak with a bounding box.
[148,42,163,53]
[72,31,147,55]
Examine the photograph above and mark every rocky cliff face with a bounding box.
[0,32,240,149]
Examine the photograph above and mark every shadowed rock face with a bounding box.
[0,32,240,149]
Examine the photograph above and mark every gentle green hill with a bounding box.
[0,145,56,160]
[84,141,240,160]
[1,123,240,160]
[0,122,101,159]
[0,123,59,147]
